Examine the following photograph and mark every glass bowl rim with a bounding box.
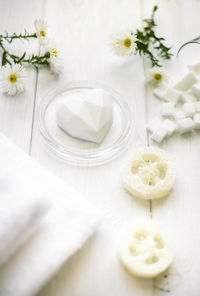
[38,80,133,166]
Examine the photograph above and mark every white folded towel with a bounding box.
[0,192,49,267]
[0,133,101,296]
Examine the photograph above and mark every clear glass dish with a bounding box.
[38,81,133,166]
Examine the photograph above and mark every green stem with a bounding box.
[0,33,37,44]
[135,5,172,67]
[0,40,50,67]
[23,54,50,67]
[0,41,12,65]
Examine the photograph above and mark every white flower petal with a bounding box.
[0,64,27,96]
[35,19,48,45]
[45,39,63,74]
[146,67,168,85]
[110,30,137,57]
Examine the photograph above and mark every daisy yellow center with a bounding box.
[51,48,58,57]
[40,30,46,37]
[9,74,17,84]
[124,38,132,48]
[154,73,162,81]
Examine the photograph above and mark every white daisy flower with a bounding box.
[34,19,48,44]
[146,67,168,85]
[0,63,27,96]
[45,39,63,74]
[110,31,137,56]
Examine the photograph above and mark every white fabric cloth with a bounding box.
[0,193,49,267]
[0,133,101,296]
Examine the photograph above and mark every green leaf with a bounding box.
[44,51,50,58]
[2,51,7,66]
[134,5,173,67]
[18,52,26,63]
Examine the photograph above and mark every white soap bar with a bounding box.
[164,88,182,104]
[153,86,167,101]
[178,118,195,134]
[174,71,198,91]
[195,102,200,112]
[188,62,200,75]
[181,92,196,103]
[183,102,196,116]
[161,102,175,117]
[151,126,168,143]
[146,117,162,133]
[192,83,200,99]
[163,119,177,136]
[193,113,200,129]
[56,88,113,144]
[173,111,186,121]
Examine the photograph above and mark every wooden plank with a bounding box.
[142,0,200,295]
[0,0,45,151]
[32,0,153,295]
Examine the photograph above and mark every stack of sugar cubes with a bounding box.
[147,62,200,143]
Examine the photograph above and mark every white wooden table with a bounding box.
[1,0,200,295]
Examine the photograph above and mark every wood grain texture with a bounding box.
[34,0,152,295]
[0,0,45,151]
[1,0,200,295]
[143,1,200,295]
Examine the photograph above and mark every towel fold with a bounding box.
[0,133,101,296]
[0,193,49,267]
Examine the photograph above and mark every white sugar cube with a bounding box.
[153,87,167,101]
[192,83,200,99]
[161,102,175,117]
[146,117,162,133]
[181,92,196,103]
[163,119,177,136]
[151,126,168,143]
[193,113,200,129]
[178,118,195,134]
[183,102,196,116]
[174,71,198,91]
[188,62,200,75]
[164,88,182,104]
[173,111,186,121]
[195,102,200,112]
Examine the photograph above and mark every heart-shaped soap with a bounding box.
[56,88,113,144]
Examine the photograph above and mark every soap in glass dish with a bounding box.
[56,88,113,144]
[38,81,133,166]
